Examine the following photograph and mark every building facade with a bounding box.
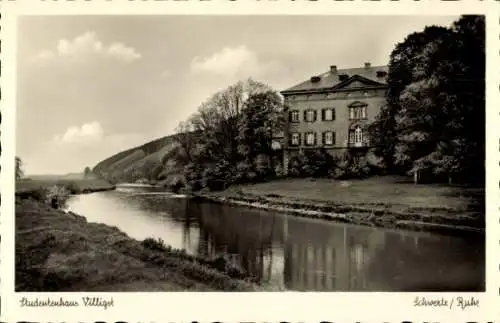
[280,63,388,173]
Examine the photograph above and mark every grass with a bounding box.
[15,198,259,292]
[16,178,115,195]
[199,176,484,232]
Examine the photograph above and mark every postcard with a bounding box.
[0,1,498,322]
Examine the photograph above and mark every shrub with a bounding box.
[288,153,306,177]
[142,237,169,252]
[287,150,337,178]
[169,177,185,193]
[46,185,71,209]
[331,152,373,179]
[234,160,253,183]
[25,185,71,209]
[255,154,272,178]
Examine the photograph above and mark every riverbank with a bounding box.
[15,197,265,291]
[16,178,116,195]
[193,177,484,234]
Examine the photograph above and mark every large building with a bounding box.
[280,62,388,172]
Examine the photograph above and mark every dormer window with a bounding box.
[310,76,321,83]
[339,74,349,82]
[376,70,387,78]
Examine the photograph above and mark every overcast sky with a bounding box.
[16,15,459,175]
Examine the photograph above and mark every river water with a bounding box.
[67,186,484,292]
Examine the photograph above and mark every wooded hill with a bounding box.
[92,134,178,184]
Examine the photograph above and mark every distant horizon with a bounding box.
[17,15,460,175]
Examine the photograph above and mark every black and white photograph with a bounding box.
[14,14,485,293]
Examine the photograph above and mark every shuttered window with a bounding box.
[291,133,300,146]
[322,108,335,121]
[323,131,336,145]
[305,109,317,122]
[289,110,300,122]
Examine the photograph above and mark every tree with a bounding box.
[237,90,284,177]
[369,15,484,184]
[171,78,277,190]
[83,166,92,178]
[15,156,24,180]
[369,25,451,172]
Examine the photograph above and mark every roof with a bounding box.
[281,65,388,94]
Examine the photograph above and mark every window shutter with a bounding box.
[332,131,336,145]
[298,133,302,146]
[303,110,307,122]
[289,111,293,122]
[321,109,325,121]
[332,108,336,120]
[322,132,325,145]
[314,132,317,145]
[314,110,317,122]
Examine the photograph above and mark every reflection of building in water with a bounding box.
[283,221,387,291]
[189,200,387,291]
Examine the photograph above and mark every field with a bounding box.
[16,177,115,194]
[202,176,485,232]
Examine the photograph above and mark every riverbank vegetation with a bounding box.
[16,178,115,195]
[16,197,263,291]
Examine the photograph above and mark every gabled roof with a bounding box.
[281,65,388,94]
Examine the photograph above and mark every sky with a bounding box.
[16,15,459,175]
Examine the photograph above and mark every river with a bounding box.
[67,185,485,292]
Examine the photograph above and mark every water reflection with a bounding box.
[67,190,485,291]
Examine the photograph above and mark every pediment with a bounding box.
[332,75,385,91]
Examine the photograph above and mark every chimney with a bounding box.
[330,65,337,73]
[364,62,371,69]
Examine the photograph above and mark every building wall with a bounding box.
[284,88,386,151]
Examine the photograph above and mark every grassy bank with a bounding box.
[16,178,116,195]
[195,177,484,234]
[16,198,264,291]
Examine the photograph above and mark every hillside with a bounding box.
[93,134,179,184]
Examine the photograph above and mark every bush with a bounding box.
[142,237,169,252]
[25,185,71,209]
[169,177,185,193]
[332,152,372,179]
[287,153,306,177]
[45,185,71,209]
[255,154,272,178]
[287,149,336,178]
[60,181,81,194]
[234,160,253,183]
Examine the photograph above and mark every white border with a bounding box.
[1,1,498,322]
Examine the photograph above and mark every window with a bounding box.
[304,109,317,122]
[305,132,316,146]
[349,126,364,146]
[291,133,300,146]
[322,108,335,121]
[349,102,367,120]
[323,131,336,146]
[290,110,300,123]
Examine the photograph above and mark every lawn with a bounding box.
[206,176,485,231]
[225,176,483,211]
